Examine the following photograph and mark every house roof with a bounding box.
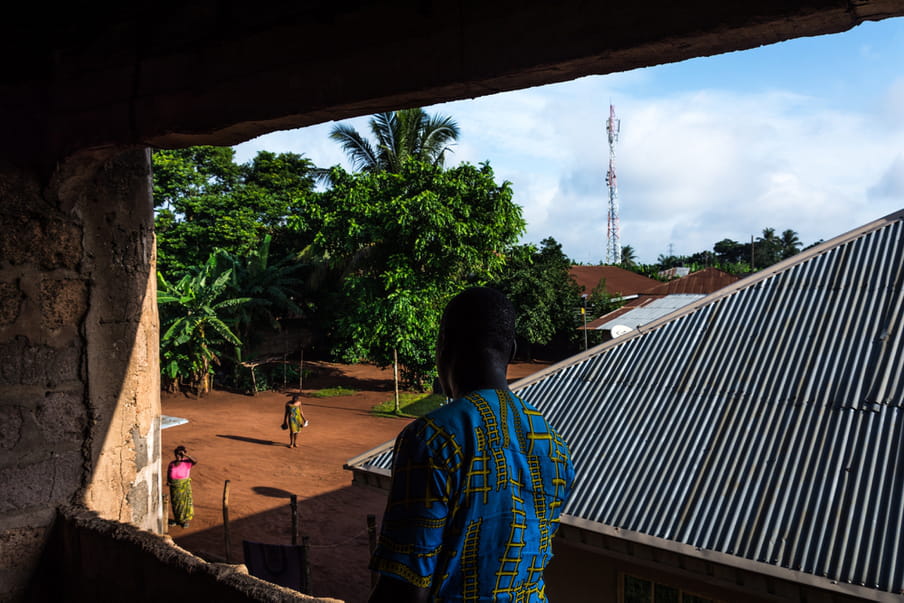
[592,293,705,331]
[568,265,659,296]
[346,209,904,597]
[582,297,655,330]
[644,267,740,295]
[581,268,740,331]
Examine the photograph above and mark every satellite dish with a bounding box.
[609,324,633,338]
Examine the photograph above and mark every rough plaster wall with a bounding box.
[46,506,343,603]
[67,148,161,530]
[0,147,161,600]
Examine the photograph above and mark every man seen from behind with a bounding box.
[369,286,575,602]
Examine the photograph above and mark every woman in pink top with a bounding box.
[167,446,197,528]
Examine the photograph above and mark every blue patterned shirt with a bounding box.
[370,389,574,601]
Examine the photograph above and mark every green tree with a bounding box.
[491,238,583,359]
[585,278,624,319]
[754,227,783,268]
[656,253,689,270]
[329,108,460,174]
[713,238,747,264]
[780,228,802,259]
[157,252,250,395]
[219,234,306,357]
[310,160,524,389]
[153,147,320,275]
[620,245,638,268]
[583,278,626,347]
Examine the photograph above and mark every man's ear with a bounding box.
[509,337,517,363]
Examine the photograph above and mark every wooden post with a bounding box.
[393,348,400,414]
[298,347,304,392]
[301,535,311,592]
[751,234,755,270]
[367,514,378,587]
[162,492,169,534]
[223,480,232,562]
[290,494,298,545]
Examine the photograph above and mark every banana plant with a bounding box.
[158,252,250,395]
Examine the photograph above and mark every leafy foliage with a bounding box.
[490,238,584,359]
[329,108,460,173]
[157,252,250,395]
[309,160,525,387]
[623,227,808,279]
[218,234,305,354]
[153,147,319,276]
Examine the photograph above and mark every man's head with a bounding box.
[436,287,516,397]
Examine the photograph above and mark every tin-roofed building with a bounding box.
[583,268,742,340]
[569,265,660,298]
[346,210,904,602]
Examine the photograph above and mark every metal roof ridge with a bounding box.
[343,439,395,470]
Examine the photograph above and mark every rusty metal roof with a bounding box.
[644,267,741,295]
[568,265,660,296]
[348,210,904,595]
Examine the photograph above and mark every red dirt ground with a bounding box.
[161,360,548,603]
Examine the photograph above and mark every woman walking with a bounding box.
[282,395,309,448]
[167,446,197,528]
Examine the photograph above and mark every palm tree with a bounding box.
[221,235,305,349]
[780,229,802,260]
[754,227,782,268]
[329,107,460,173]
[620,245,638,268]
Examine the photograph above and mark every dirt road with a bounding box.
[161,360,547,602]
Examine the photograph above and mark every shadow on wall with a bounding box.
[0,149,162,600]
[28,506,340,603]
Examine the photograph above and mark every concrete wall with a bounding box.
[30,506,341,603]
[0,148,161,601]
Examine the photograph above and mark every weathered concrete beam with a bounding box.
[3,1,904,164]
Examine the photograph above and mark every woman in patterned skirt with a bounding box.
[167,446,197,528]
[282,395,309,448]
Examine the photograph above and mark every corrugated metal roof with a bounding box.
[595,294,705,331]
[569,265,660,296]
[349,210,904,595]
[645,267,741,295]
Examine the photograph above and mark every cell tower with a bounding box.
[605,104,621,265]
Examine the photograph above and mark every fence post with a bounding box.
[302,535,311,592]
[223,480,231,562]
[162,492,169,534]
[290,494,298,545]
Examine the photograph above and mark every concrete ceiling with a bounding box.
[4,1,904,166]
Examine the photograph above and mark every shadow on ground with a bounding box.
[170,483,386,603]
[303,362,395,393]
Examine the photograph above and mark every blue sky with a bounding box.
[234,17,904,265]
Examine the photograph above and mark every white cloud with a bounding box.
[459,82,904,263]
[231,29,904,266]
[868,155,904,200]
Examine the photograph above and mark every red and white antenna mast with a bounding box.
[605,104,621,264]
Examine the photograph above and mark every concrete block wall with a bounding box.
[30,506,342,603]
[0,148,162,601]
